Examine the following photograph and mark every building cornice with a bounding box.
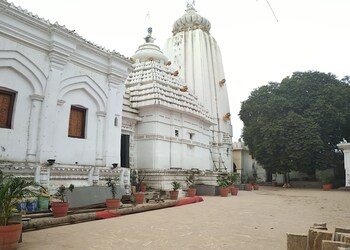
[0,0,132,70]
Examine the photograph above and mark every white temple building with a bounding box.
[125,29,214,170]
[0,0,233,192]
[0,0,131,193]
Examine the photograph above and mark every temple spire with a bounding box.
[144,11,155,43]
[186,0,196,11]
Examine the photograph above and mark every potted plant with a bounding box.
[216,174,229,197]
[106,176,120,210]
[0,170,39,249]
[138,176,147,192]
[51,184,74,218]
[241,174,252,191]
[319,171,334,191]
[185,172,197,197]
[38,187,50,211]
[250,169,261,190]
[250,174,260,190]
[26,197,38,212]
[170,181,181,200]
[132,174,145,204]
[228,172,240,195]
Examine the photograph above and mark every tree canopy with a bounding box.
[239,71,350,174]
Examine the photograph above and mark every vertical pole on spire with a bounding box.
[145,11,151,28]
[186,0,195,9]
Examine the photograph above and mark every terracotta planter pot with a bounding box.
[51,202,69,218]
[0,223,22,250]
[229,186,238,196]
[187,188,197,197]
[253,184,259,190]
[245,183,253,191]
[219,187,229,197]
[140,183,147,192]
[106,199,120,210]
[272,181,277,187]
[133,193,145,204]
[169,190,179,200]
[227,185,234,194]
[322,183,332,191]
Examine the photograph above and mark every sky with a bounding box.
[8,0,350,141]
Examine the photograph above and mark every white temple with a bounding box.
[125,28,214,170]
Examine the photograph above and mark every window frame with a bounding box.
[0,89,16,129]
[68,105,87,139]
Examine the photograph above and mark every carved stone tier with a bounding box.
[126,61,213,124]
[0,162,39,179]
[138,169,220,191]
[0,162,130,194]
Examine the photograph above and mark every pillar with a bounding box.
[95,111,106,166]
[337,143,350,187]
[37,33,76,163]
[26,94,44,162]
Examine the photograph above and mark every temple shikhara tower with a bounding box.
[121,2,233,188]
[163,2,233,171]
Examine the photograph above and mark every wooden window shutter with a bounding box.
[0,90,15,128]
[68,106,86,138]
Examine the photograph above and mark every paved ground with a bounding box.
[18,186,350,250]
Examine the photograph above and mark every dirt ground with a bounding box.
[17,186,350,250]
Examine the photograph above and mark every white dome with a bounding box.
[172,7,211,35]
[131,35,168,63]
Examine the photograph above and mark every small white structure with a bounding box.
[337,143,350,187]
[232,141,266,181]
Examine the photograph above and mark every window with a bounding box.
[189,133,194,140]
[175,129,179,137]
[0,89,16,129]
[68,106,86,138]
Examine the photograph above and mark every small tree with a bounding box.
[136,176,145,192]
[0,171,40,225]
[229,172,240,185]
[106,176,119,199]
[55,184,74,202]
[318,171,334,185]
[171,181,181,191]
[216,174,230,187]
[185,172,196,188]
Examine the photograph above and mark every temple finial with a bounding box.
[144,27,155,43]
[186,0,196,10]
[144,11,155,43]
[187,0,195,8]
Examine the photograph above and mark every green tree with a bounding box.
[239,71,350,175]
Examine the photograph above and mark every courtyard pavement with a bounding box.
[18,186,350,250]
